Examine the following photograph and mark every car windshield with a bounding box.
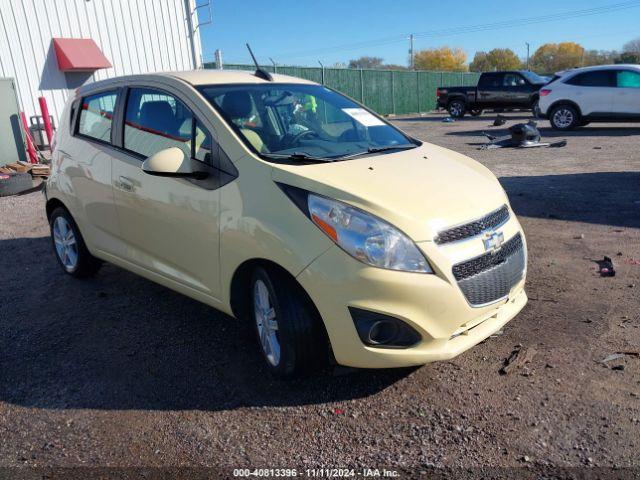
[198,83,417,162]
[521,71,548,84]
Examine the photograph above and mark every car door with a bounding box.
[65,89,123,256]
[564,70,615,116]
[502,73,531,107]
[476,73,503,107]
[612,69,640,116]
[110,85,224,299]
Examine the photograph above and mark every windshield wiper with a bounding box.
[261,152,336,163]
[338,144,418,159]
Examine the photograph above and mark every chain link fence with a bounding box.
[203,63,480,116]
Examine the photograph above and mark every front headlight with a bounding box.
[278,184,432,273]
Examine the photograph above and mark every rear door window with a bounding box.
[616,70,640,88]
[77,90,118,142]
[565,71,615,87]
[478,73,502,88]
[503,73,526,87]
[124,88,193,158]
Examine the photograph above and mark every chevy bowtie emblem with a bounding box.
[483,230,505,253]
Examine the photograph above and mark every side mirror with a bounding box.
[141,147,207,179]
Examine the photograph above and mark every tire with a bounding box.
[49,207,101,278]
[250,266,327,378]
[447,99,466,118]
[549,104,579,131]
[531,98,541,118]
[0,172,32,197]
[470,109,483,117]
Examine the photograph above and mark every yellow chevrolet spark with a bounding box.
[46,69,527,377]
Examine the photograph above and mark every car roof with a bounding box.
[79,69,318,94]
[555,64,640,76]
[162,69,318,86]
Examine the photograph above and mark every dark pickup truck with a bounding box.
[437,71,549,118]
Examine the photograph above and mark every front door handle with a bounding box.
[117,176,134,192]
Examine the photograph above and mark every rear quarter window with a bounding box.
[77,91,118,142]
[617,70,640,88]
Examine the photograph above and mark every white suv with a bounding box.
[538,64,640,130]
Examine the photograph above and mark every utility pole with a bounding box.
[525,43,530,70]
[409,34,415,70]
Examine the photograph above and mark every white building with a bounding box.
[0,0,205,124]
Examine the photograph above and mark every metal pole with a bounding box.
[269,57,277,73]
[360,69,364,103]
[409,34,414,70]
[526,43,530,70]
[416,70,420,113]
[318,60,325,85]
[38,97,54,148]
[20,112,38,164]
[391,71,395,114]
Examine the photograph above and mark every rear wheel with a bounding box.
[549,104,579,130]
[251,266,327,378]
[531,98,541,118]
[49,207,101,278]
[447,99,466,118]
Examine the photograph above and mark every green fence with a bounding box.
[203,63,480,116]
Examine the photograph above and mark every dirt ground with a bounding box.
[1,112,639,479]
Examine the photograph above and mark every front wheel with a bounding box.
[549,104,579,130]
[447,100,466,118]
[251,266,328,378]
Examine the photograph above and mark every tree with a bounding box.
[348,56,384,69]
[414,47,467,72]
[618,51,640,64]
[469,48,521,72]
[582,49,619,66]
[623,37,640,53]
[530,42,584,73]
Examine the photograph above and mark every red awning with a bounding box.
[52,38,112,72]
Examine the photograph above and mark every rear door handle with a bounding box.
[117,176,134,192]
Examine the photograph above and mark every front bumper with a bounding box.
[296,218,527,369]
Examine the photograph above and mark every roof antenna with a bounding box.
[246,43,273,81]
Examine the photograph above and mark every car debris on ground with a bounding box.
[595,256,616,277]
[480,121,567,150]
[492,114,507,126]
[500,345,537,375]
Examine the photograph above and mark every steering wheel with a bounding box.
[286,129,319,147]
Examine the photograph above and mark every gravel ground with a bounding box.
[1,112,639,479]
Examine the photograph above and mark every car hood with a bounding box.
[271,143,509,242]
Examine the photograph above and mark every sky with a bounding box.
[196,0,640,67]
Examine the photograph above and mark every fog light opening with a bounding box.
[367,320,399,345]
[349,307,422,349]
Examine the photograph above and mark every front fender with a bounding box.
[218,155,333,312]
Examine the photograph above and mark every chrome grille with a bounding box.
[435,205,510,245]
[453,233,525,306]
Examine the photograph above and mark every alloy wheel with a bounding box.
[450,102,464,117]
[53,216,79,271]
[553,108,574,129]
[254,279,281,366]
